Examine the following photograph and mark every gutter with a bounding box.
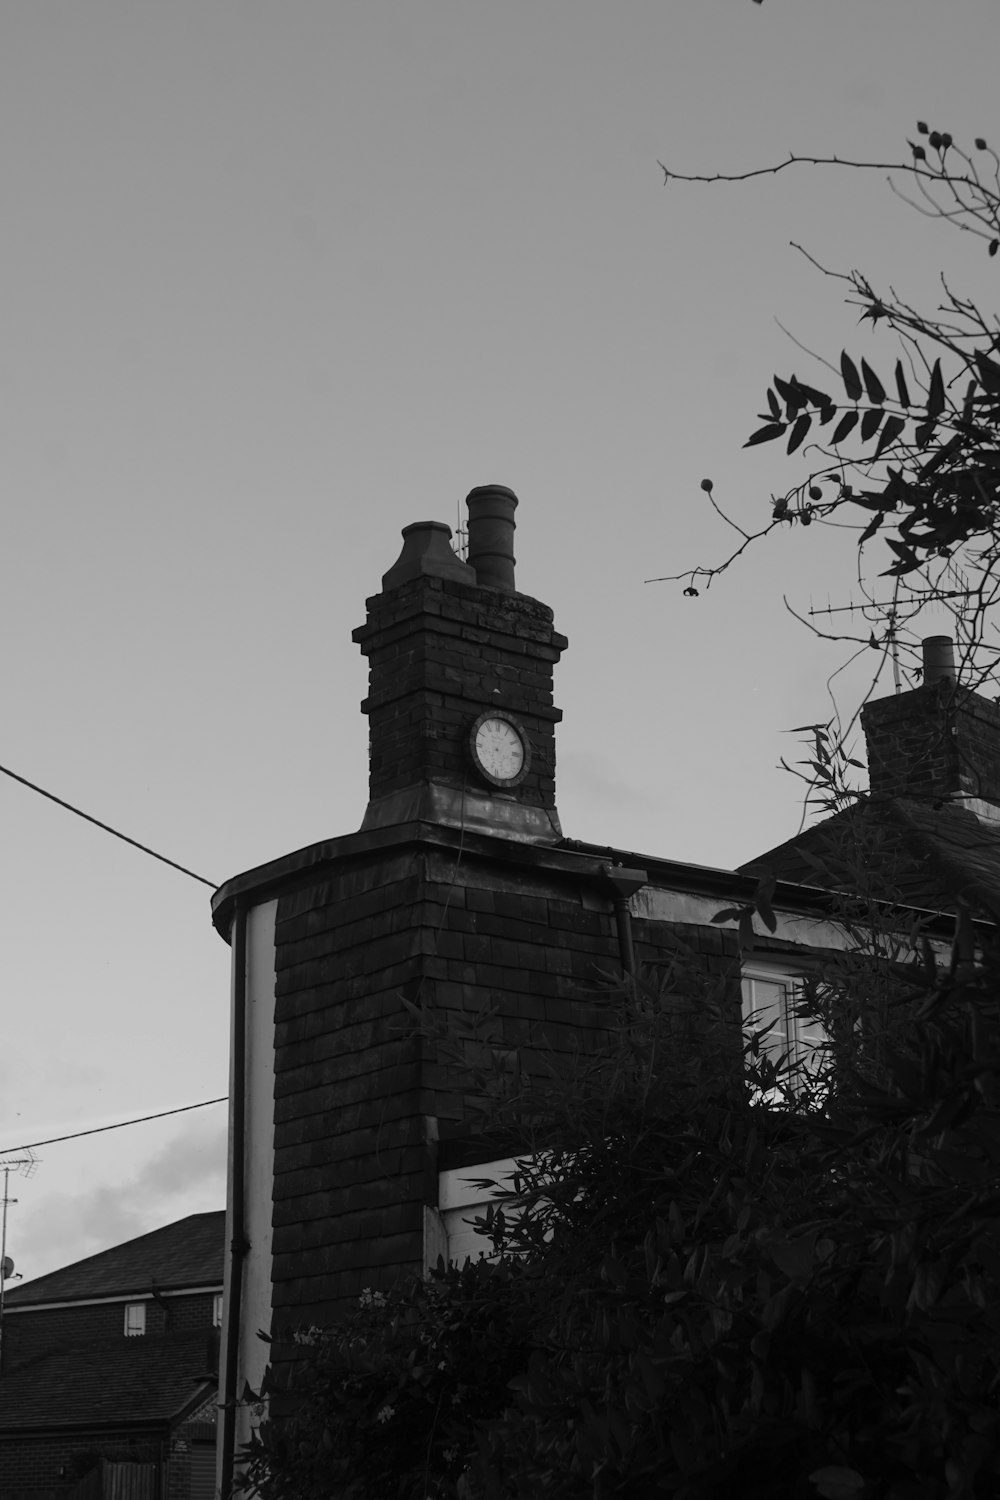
[220,900,249,1499]
[4,1284,223,1314]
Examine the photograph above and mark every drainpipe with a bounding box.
[220,900,249,1499]
[601,866,648,976]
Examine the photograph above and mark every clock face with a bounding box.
[470,712,530,787]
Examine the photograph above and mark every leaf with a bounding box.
[894,359,912,407]
[766,387,781,420]
[809,1467,866,1500]
[769,1233,816,1284]
[881,537,920,576]
[840,351,863,402]
[886,537,917,562]
[860,358,886,404]
[711,906,746,925]
[873,414,906,460]
[976,354,1000,396]
[859,511,884,544]
[860,406,884,442]
[744,423,786,447]
[773,374,808,413]
[831,409,859,445]
[761,1282,795,1332]
[634,1351,665,1403]
[754,892,777,933]
[927,359,945,420]
[795,381,831,409]
[787,413,812,454]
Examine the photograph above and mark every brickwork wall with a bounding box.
[272,847,430,1331]
[353,575,566,809]
[863,682,1000,804]
[265,827,770,1425]
[269,840,628,1357]
[168,1409,218,1500]
[416,849,623,1131]
[163,1294,218,1333]
[0,1430,162,1494]
[633,914,742,992]
[4,1293,218,1372]
[167,1433,190,1500]
[269,838,758,1324]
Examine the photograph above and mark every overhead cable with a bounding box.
[0,1096,229,1156]
[0,760,217,888]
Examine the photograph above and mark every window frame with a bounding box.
[741,959,827,1087]
[123,1301,146,1337]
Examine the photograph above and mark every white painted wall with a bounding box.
[437,1157,519,1266]
[631,886,854,951]
[217,897,277,1490]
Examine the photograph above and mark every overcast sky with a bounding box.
[3,0,998,1283]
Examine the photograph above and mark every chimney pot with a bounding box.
[922,635,956,687]
[466,485,518,592]
[380,521,475,591]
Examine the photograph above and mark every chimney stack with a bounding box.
[352,483,565,840]
[862,635,1000,813]
[466,484,517,592]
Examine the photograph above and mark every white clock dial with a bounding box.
[470,712,530,786]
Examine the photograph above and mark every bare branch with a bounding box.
[660,152,1000,208]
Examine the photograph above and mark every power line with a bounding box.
[0,1097,229,1156]
[0,760,217,888]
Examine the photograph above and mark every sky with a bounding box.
[2,0,998,1284]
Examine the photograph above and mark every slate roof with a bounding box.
[741,796,1000,923]
[5,1211,224,1306]
[0,1327,218,1432]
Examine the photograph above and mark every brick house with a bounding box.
[0,1211,224,1500]
[209,484,997,1491]
[744,635,1000,920]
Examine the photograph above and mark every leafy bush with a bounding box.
[239,954,1000,1500]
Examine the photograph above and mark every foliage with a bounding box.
[239,938,1000,1500]
[657,124,1000,762]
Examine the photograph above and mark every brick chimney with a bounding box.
[861,636,1000,817]
[351,486,566,841]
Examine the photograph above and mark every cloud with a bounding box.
[12,1111,228,1284]
[141,1111,228,1199]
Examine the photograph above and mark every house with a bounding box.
[743,634,1000,924]
[210,483,988,1491]
[0,1210,224,1500]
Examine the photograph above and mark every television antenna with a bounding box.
[453,496,468,561]
[0,1150,40,1365]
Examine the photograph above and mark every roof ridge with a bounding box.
[6,1210,224,1303]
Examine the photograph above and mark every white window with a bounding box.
[124,1302,146,1337]
[213,1292,224,1328]
[741,964,826,1079]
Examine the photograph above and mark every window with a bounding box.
[741,964,826,1084]
[213,1292,224,1327]
[124,1302,146,1337]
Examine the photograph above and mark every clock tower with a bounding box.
[352,484,566,842]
